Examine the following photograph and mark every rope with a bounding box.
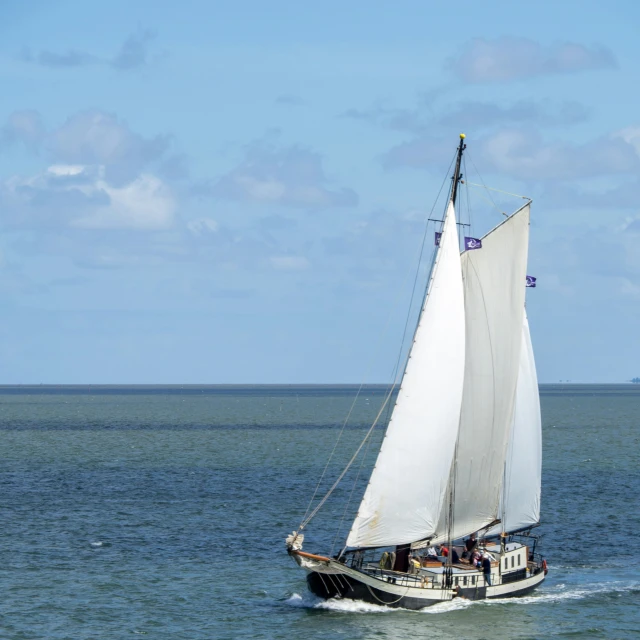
[299,390,394,530]
[300,379,366,524]
[330,405,378,555]
[470,189,509,218]
[366,582,409,606]
[317,572,331,595]
[327,572,344,595]
[463,155,473,238]
[465,181,532,201]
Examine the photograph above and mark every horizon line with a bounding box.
[0,382,636,388]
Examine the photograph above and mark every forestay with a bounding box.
[433,204,530,544]
[346,202,466,548]
[487,313,542,536]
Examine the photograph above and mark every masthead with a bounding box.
[450,135,466,206]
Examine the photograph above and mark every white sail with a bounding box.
[346,201,466,548]
[433,204,530,544]
[486,313,541,536]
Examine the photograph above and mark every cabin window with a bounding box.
[463,576,467,586]
[455,577,459,585]
[504,558,508,570]
[517,554,521,566]
[511,556,515,568]
[471,576,475,585]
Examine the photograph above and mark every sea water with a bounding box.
[0,384,638,639]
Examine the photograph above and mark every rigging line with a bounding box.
[331,401,378,555]
[299,389,395,530]
[300,268,422,525]
[465,182,532,201]
[463,155,473,238]
[334,366,398,557]
[465,151,502,217]
[300,151,457,533]
[331,442,371,554]
[471,190,506,218]
[331,358,399,556]
[300,376,366,525]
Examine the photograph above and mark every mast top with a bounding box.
[450,134,466,206]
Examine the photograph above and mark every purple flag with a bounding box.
[526,275,537,288]
[464,237,482,250]
[435,232,442,246]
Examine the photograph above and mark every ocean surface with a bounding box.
[0,384,638,639]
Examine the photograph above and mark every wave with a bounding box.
[285,592,471,614]
[419,598,473,614]
[283,579,639,614]
[481,580,640,606]
[285,593,395,613]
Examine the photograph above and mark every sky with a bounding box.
[0,0,639,383]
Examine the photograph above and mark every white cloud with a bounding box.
[207,142,358,209]
[383,128,640,181]
[187,217,219,235]
[270,255,310,270]
[448,37,617,83]
[3,165,175,231]
[0,108,180,233]
[0,110,45,150]
[19,29,156,71]
[479,129,639,180]
[614,126,640,154]
[344,99,588,136]
[111,29,156,71]
[72,171,175,230]
[49,110,169,184]
[618,278,640,298]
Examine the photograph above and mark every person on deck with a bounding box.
[408,554,421,574]
[451,547,460,564]
[440,545,449,557]
[465,533,477,554]
[482,554,492,586]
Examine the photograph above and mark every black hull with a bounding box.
[307,570,545,610]
[307,571,441,609]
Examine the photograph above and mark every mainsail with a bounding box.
[346,201,466,548]
[432,203,531,544]
[487,313,542,535]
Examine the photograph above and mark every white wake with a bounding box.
[284,579,638,614]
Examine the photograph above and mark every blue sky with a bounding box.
[0,0,638,383]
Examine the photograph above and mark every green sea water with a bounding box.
[0,385,638,639]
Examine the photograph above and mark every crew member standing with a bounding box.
[482,554,492,586]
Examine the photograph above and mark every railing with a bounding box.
[341,543,545,591]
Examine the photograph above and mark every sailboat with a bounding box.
[286,135,547,609]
